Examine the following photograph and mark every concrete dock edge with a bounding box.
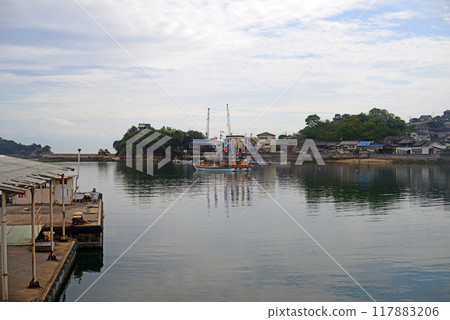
[38,240,78,302]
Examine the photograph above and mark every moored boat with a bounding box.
[194,104,254,173]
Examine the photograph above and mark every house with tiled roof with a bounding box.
[410,131,430,141]
[419,115,433,123]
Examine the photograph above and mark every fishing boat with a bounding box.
[194,104,254,172]
[193,163,236,172]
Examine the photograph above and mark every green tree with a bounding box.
[427,119,444,128]
[113,126,205,157]
[300,108,407,142]
[305,114,320,127]
[0,137,52,156]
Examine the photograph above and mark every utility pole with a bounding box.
[206,108,210,140]
[227,104,232,136]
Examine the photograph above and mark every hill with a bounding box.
[113,125,205,157]
[300,108,408,142]
[0,137,52,157]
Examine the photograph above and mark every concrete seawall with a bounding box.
[260,152,450,163]
[39,241,78,302]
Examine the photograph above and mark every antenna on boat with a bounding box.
[226,104,232,136]
[206,108,210,140]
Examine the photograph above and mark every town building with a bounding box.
[442,110,450,122]
[368,143,395,153]
[395,140,445,155]
[12,176,74,205]
[337,141,359,153]
[138,123,151,130]
[257,132,276,153]
[356,141,375,153]
[418,115,433,123]
[410,131,430,141]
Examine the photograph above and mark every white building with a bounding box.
[257,132,277,153]
[12,176,74,205]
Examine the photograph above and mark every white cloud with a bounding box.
[1,0,449,151]
[444,5,450,24]
[373,9,419,21]
[47,117,75,126]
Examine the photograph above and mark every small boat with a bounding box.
[193,164,236,172]
[173,159,193,164]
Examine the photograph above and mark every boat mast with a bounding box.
[206,107,210,140]
[226,104,232,136]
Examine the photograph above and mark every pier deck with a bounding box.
[1,201,104,301]
[0,240,76,301]
[4,202,102,227]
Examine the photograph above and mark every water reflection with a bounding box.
[59,161,450,302]
[114,161,450,213]
[276,163,450,210]
[195,171,255,210]
[57,249,103,301]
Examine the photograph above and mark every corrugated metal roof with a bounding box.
[0,155,74,193]
[357,141,374,147]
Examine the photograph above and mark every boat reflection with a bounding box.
[195,171,255,217]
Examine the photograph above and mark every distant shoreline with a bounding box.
[268,152,450,164]
[326,158,392,164]
[39,154,119,162]
[3,152,449,164]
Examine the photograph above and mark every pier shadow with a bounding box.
[56,248,104,301]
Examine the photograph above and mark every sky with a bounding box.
[1,0,449,153]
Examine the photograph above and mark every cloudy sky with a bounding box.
[1,0,449,152]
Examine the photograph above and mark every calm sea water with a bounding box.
[58,162,450,302]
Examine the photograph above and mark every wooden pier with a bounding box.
[0,200,104,301]
[1,155,105,302]
[0,240,77,301]
[1,192,104,302]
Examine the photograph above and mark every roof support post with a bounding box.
[48,180,56,260]
[1,191,8,301]
[29,187,39,288]
[61,175,67,241]
[75,148,81,195]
